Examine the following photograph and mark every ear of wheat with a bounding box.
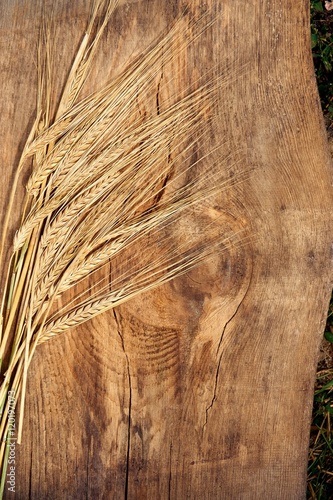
[0,1,240,495]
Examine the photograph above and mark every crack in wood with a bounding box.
[86,438,90,500]
[153,67,173,207]
[203,264,253,429]
[112,309,132,500]
[28,448,33,499]
[168,441,172,500]
[156,65,163,116]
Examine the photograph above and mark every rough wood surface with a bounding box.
[0,0,332,498]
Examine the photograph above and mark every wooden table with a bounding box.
[0,1,332,498]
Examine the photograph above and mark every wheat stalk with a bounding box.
[0,3,241,497]
[15,86,213,251]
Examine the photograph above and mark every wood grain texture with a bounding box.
[0,0,332,498]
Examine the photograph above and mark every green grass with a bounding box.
[308,363,333,498]
[307,2,333,499]
[311,1,333,121]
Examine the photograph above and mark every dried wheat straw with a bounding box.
[0,3,238,492]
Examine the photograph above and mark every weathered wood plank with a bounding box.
[0,0,332,498]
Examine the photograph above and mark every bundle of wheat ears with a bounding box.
[0,0,240,493]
